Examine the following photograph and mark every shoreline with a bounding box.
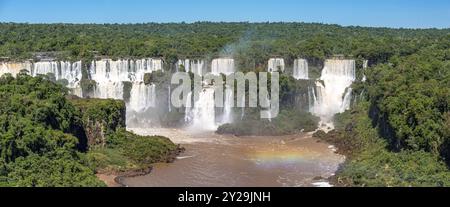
[96,145,185,187]
[98,130,345,187]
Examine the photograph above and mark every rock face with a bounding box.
[69,97,126,148]
[84,120,107,147]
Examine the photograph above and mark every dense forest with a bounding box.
[0,22,449,186]
[0,73,179,186]
[1,22,449,68]
[316,36,450,186]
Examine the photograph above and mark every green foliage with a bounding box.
[122,134,177,165]
[317,102,450,187]
[80,79,96,95]
[0,74,102,186]
[366,39,450,155]
[123,81,133,102]
[0,74,177,186]
[216,72,317,136]
[0,73,86,153]
[278,74,314,109]
[147,70,167,85]
[314,35,450,187]
[143,73,152,85]
[1,22,448,69]
[6,153,105,187]
[87,128,178,172]
[217,109,318,136]
[0,22,449,187]
[340,149,450,187]
[70,98,126,137]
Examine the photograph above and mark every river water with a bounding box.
[122,128,344,187]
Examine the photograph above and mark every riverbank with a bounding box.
[96,145,185,187]
[313,102,450,187]
[86,127,185,187]
[118,128,345,187]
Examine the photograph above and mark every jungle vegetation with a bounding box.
[0,22,449,186]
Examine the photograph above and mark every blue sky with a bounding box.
[0,0,449,28]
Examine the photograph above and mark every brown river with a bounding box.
[121,128,345,187]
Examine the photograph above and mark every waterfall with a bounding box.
[177,59,205,76]
[261,93,273,121]
[90,58,162,83]
[89,58,162,101]
[89,59,125,99]
[293,59,309,80]
[59,61,83,96]
[240,93,245,120]
[31,61,82,96]
[183,58,236,129]
[184,92,193,123]
[211,58,235,75]
[185,87,217,131]
[362,60,368,82]
[90,59,129,83]
[222,86,233,124]
[308,86,317,111]
[135,58,163,81]
[268,58,285,72]
[92,81,124,99]
[309,59,355,130]
[87,58,163,127]
[1,61,82,96]
[129,83,156,112]
[0,62,32,77]
[168,85,172,112]
[31,61,59,78]
[2,58,164,125]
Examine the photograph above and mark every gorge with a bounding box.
[0,57,357,186]
[0,57,356,132]
[1,21,448,187]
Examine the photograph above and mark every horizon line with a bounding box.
[1,21,449,30]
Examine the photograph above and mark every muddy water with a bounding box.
[123,128,344,187]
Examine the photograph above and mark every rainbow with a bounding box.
[249,148,321,167]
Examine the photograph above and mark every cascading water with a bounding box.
[89,59,126,100]
[134,58,163,81]
[185,87,218,131]
[88,58,163,126]
[309,59,355,131]
[268,58,285,72]
[293,59,309,80]
[1,61,82,96]
[168,85,172,112]
[0,62,32,77]
[89,58,162,101]
[211,58,235,75]
[2,58,164,126]
[222,86,234,124]
[31,61,59,77]
[177,59,205,76]
[240,93,245,120]
[362,60,368,82]
[184,92,193,123]
[129,83,156,112]
[60,61,82,87]
[184,58,236,130]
